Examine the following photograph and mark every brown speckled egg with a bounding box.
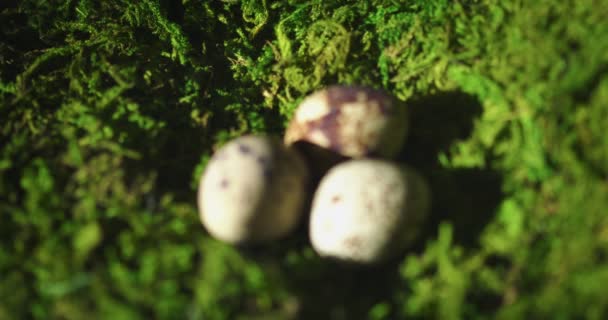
[284,86,408,159]
[309,159,430,264]
[198,135,309,245]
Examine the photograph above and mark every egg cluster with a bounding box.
[197,85,430,264]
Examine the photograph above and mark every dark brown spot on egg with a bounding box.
[256,156,269,167]
[331,195,341,203]
[343,236,363,249]
[219,178,229,189]
[356,120,364,130]
[366,91,393,115]
[304,108,343,152]
[238,144,251,154]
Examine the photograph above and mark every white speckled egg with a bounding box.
[309,159,430,264]
[284,86,408,159]
[197,135,309,245]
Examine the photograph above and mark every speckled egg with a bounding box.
[284,86,408,159]
[309,159,430,264]
[198,135,309,245]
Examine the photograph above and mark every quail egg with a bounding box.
[284,85,408,159]
[198,135,309,245]
[309,159,430,264]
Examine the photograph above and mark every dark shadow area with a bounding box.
[239,244,405,320]
[419,168,503,247]
[398,91,504,248]
[399,91,482,168]
[291,141,349,187]
[572,63,608,103]
[115,58,215,205]
[291,259,404,320]
[268,90,505,319]
[0,1,47,83]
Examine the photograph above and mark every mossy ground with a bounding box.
[1,0,608,319]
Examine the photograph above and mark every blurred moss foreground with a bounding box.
[1,0,608,319]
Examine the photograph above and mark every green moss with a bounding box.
[1,0,608,318]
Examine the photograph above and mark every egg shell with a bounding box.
[284,86,408,159]
[309,159,430,264]
[198,135,309,245]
